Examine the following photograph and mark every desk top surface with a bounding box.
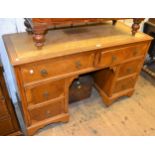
[3,22,152,66]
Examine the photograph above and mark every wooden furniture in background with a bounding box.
[0,65,20,135]
[3,22,152,135]
[24,18,144,48]
[143,18,155,78]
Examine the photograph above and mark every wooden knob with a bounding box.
[40,69,48,76]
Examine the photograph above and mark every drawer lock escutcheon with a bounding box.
[75,61,82,69]
[111,55,117,63]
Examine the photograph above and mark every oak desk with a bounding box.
[3,22,152,135]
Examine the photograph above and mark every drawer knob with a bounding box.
[43,91,49,98]
[75,61,82,69]
[40,69,48,76]
[111,55,117,63]
[126,68,132,74]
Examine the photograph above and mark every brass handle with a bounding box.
[40,69,48,76]
[43,91,49,98]
[133,49,138,56]
[111,55,117,63]
[75,61,82,69]
[126,68,132,74]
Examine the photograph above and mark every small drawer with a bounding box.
[0,117,15,135]
[0,99,9,118]
[118,59,143,78]
[25,79,65,105]
[28,99,65,123]
[97,43,147,67]
[123,43,147,59]
[113,76,137,94]
[97,49,124,67]
[21,52,94,84]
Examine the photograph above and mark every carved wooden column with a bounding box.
[132,18,144,36]
[32,23,47,48]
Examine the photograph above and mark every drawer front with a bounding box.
[29,100,65,123]
[0,99,9,118]
[0,117,15,135]
[118,59,143,78]
[25,79,65,105]
[113,76,137,94]
[21,52,94,84]
[97,43,147,67]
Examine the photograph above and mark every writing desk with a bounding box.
[3,22,152,135]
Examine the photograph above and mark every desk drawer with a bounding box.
[21,52,94,84]
[25,79,65,105]
[113,76,137,94]
[118,59,143,78]
[28,99,65,123]
[97,43,147,67]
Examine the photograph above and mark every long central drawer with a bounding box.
[20,52,95,84]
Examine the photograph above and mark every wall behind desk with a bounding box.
[0,18,25,104]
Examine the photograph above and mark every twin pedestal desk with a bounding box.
[3,22,152,135]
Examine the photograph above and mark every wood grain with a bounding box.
[3,22,152,66]
[2,22,153,135]
[36,74,155,136]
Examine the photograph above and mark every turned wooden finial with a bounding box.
[132,18,144,36]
